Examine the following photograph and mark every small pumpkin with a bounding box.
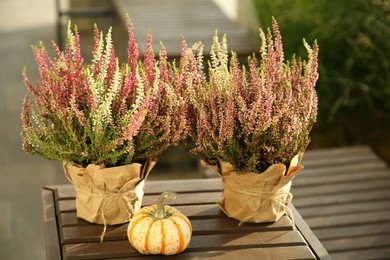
[127,191,192,255]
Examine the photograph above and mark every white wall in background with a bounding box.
[213,0,238,21]
[0,0,56,32]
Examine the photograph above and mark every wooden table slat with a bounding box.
[321,233,390,252]
[314,222,390,241]
[293,178,390,198]
[47,178,224,200]
[329,247,390,260]
[305,209,390,229]
[293,188,390,208]
[128,246,318,260]
[298,199,390,218]
[302,146,375,160]
[59,205,294,228]
[293,169,390,187]
[59,204,223,226]
[57,191,224,214]
[60,216,295,244]
[62,231,312,259]
[144,178,223,195]
[295,161,388,177]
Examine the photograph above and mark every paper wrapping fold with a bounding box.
[202,153,303,223]
[63,158,156,225]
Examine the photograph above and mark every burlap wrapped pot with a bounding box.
[202,153,303,223]
[63,158,156,225]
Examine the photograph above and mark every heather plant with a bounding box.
[21,21,188,168]
[253,0,390,150]
[186,19,319,173]
[128,25,190,161]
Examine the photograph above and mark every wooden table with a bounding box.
[293,146,390,259]
[42,178,330,259]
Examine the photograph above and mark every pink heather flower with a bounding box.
[126,19,139,73]
[187,18,319,173]
[21,20,188,167]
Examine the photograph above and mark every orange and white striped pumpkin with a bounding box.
[127,191,192,255]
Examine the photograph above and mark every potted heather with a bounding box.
[186,19,319,223]
[21,20,188,226]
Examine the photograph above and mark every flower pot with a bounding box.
[202,154,303,223]
[63,158,157,225]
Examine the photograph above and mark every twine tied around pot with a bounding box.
[202,153,303,225]
[223,183,295,227]
[75,182,143,242]
[63,159,157,241]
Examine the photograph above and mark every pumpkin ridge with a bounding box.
[128,215,149,246]
[160,221,166,254]
[173,213,192,233]
[170,218,184,254]
[144,220,155,254]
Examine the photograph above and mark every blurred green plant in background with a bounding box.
[252,0,390,162]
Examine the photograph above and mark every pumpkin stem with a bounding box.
[156,191,177,219]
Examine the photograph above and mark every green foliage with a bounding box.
[253,0,390,146]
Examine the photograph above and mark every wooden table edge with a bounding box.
[290,203,331,260]
[42,187,62,260]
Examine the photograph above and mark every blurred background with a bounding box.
[0,0,388,259]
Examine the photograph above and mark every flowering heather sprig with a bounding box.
[187,18,319,173]
[131,33,190,159]
[21,21,187,167]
